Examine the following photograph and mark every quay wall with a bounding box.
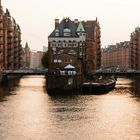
[47,74,83,94]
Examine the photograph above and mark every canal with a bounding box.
[0,76,140,140]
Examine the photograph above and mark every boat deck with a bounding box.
[82,79,116,93]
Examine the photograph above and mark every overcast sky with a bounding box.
[2,0,140,51]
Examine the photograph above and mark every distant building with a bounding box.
[22,42,30,69]
[43,46,48,52]
[102,26,140,70]
[48,17,101,75]
[30,51,44,69]
[130,27,140,70]
[0,1,22,70]
[101,41,130,68]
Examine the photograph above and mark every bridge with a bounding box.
[1,69,48,84]
[93,66,140,78]
[2,69,48,76]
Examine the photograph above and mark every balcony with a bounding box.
[19,50,23,55]
[0,26,3,30]
[14,50,18,53]
[19,57,22,60]
[14,57,18,60]
[8,41,12,44]
[8,47,12,51]
[8,35,13,39]
[135,51,138,55]
[0,18,3,22]
[8,27,13,32]
[14,46,18,50]
[0,48,3,52]
[14,40,18,43]
[0,41,3,45]
[14,35,18,38]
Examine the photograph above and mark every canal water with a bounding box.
[0,76,140,140]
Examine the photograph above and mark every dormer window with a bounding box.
[55,29,59,36]
[63,28,71,37]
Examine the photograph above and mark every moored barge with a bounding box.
[81,78,116,93]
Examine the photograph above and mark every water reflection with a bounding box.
[0,77,139,140]
[0,78,21,102]
[112,78,140,98]
[132,79,140,97]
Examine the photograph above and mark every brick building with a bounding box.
[0,1,22,71]
[130,27,140,70]
[30,50,44,69]
[101,41,130,68]
[84,18,101,72]
[0,1,4,70]
[22,42,30,69]
[48,17,101,75]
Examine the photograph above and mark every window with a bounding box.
[58,49,64,54]
[55,32,59,36]
[63,28,71,37]
[68,50,77,56]
[79,42,82,46]
[68,41,72,47]
[58,59,62,63]
[54,59,57,63]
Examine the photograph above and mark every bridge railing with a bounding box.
[93,67,139,74]
[2,69,48,75]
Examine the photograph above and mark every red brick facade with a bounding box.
[130,27,140,70]
[101,41,130,68]
[48,18,101,75]
[84,19,101,72]
[0,2,22,71]
[102,27,140,70]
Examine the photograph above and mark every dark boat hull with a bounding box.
[81,79,116,94]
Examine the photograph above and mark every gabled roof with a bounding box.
[49,18,79,38]
[76,22,85,33]
[48,18,99,40]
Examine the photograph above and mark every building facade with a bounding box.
[0,1,4,70]
[101,41,130,68]
[48,17,101,75]
[0,1,22,71]
[22,42,30,69]
[84,18,101,72]
[43,46,48,52]
[130,27,140,70]
[30,50,44,69]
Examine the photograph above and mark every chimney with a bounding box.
[55,19,59,28]
[74,19,79,24]
[96,17,98,21]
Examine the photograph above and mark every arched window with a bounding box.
[73,41,77,47]
[68,40,72,47]
[58,40,62,47]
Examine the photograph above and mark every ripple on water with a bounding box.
[0,77,140,140]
